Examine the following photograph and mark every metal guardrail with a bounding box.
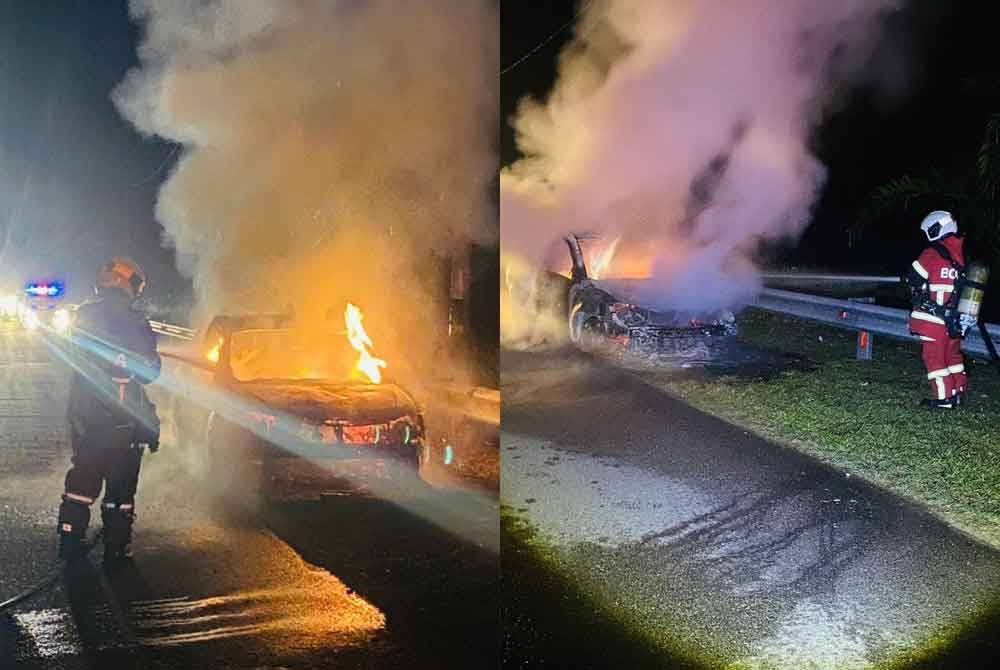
[754,287,1000,360]
[760,273,902,284]
[150,320,195,341]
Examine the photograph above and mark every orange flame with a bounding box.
[206,337,222,363]
[345,302,386,384]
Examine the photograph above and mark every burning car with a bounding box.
[563,235,738,355]
[199,306,426,499]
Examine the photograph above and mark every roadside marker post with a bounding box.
[850,297,875,361]
[857,329,873,360]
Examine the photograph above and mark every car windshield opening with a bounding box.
[229,328,357,382]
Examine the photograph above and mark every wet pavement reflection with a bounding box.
[0,323,497,669]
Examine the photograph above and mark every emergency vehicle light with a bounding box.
[26,282,64,297]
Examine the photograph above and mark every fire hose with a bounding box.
[0,530,103,613]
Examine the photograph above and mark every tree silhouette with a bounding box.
[855,114,1000,263]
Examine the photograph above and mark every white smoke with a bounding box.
[113,0,497,380]
[501,0,902,317]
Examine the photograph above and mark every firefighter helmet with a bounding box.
[920,210,958,242]
[97,258,146,298]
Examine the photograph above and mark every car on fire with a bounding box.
[198,313,426,499]
[562,235,738,355]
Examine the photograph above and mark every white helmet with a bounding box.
[920,210,958,242]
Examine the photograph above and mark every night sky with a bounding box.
[0,0,187,310]
[502,1,1000,276]
[6,3,1000,312]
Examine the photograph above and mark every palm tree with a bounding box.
[855,115,1000,263]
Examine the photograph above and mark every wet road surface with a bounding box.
[501,348,1000,669]
[0,322,497,669]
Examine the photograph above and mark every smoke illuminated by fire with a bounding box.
[114,0,497,384]
[501,0,905,334]
[345,302,386,384]
[588,236,620,280]
[500,251,570,349]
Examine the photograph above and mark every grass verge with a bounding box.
[638,308,1000,549]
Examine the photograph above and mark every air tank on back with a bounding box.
[958,261,989,317]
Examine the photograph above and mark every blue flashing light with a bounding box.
[444,445,454,466]
[26,282,64,297]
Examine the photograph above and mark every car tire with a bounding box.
[579,317,605,351]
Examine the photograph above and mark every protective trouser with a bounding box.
[57,425,143,549]
[918,322,967,401]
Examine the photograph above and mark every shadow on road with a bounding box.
[258,492,498,669]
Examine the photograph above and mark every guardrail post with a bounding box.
[850,297,874,361]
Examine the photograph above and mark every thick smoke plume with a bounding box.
[115,0,497,382]
[502,0,901,342]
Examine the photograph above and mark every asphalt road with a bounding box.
[501,347,1000,669]
[0,321,498,669]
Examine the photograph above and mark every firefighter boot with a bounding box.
[101,503,134,562]
[58,532,84,561]
[57,494,93,561]
[920,398,954,410]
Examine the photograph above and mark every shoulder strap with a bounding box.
[931,241,964,272]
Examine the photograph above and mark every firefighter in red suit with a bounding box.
[906,211,967,409]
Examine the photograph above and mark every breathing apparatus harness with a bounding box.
[912,241,985,339]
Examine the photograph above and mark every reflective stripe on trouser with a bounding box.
[58,493,94,537]
[101,501,136,549]
[945,337,967,395]
[926,367,952,401]
[58,429,143,538]
[920,328,955,401]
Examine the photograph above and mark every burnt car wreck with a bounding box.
[197,313,426,499]
[564,235,738,357]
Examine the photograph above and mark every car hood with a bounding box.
[237,380,420,424]
[586,278,735,326]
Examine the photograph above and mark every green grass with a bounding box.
[638,308,1000,549]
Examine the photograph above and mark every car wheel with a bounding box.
[579,317,605,351]
[569,303,588,344]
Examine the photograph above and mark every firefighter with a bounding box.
[57,258,161,561]
[906,211,968,409]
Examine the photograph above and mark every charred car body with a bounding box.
[198,314,425,498]
[564,235,738,355]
